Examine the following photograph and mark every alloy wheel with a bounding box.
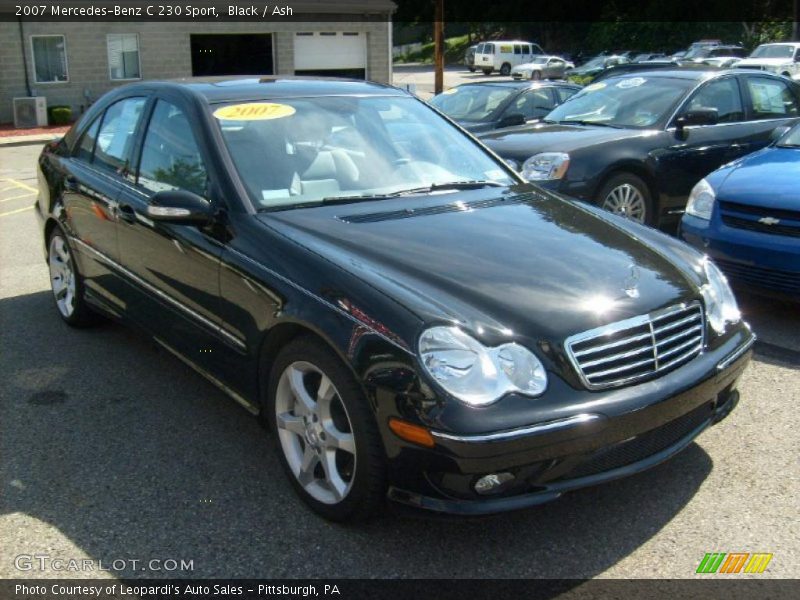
[49,234,77,318]
[601,183,647,223]
[274,361,357,504]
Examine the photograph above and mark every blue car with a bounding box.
[680,123,800,299]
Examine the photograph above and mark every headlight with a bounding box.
[700,258,741,334]
[418,326,547,406]
[686,178,716,220]
[521,152,570,181]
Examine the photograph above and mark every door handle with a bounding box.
[116,203,137,223]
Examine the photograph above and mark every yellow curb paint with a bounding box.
[5,178,38,193]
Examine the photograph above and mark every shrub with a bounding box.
[48,105,72,126]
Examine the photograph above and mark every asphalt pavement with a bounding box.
[0,142,798,580]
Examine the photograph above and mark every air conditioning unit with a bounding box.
[13,97,48,128]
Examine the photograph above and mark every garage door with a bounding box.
[293,32,366,79]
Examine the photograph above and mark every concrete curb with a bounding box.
[0,133,63,148]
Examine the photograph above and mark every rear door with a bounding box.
[60,95,146,307]
[739,74,800,152]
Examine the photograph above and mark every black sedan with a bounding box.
[481,69,800,226]
[429,80,580,134]
[37,77,753,520]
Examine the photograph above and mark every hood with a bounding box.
[479,122,647,160]
[736,57,792,67]
[717,146,800,210]
[259,187,700,348]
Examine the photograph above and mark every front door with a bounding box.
[115,95,239,374]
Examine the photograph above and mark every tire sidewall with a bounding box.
[265,337,385,521]
[47,225,94,327]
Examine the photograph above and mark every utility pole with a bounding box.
[434,0,444,94]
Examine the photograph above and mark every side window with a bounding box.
[532,45,544,55]
[74,116,101,162]
[686,78,744,123]
[512,89,555,119]
[746,77,799,118]
[556,87,579,104]
[138,100,208,197]
[514,45,522,55]
[487,44,495,55]
[94,97,146,173]
[794,48,800,62]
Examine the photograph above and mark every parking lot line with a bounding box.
[0,205,34,218]
[0,178,38,193]
[0,191,35,203]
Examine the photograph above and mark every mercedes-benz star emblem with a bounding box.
[623,264,641,299]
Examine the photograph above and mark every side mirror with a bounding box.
[770,125,791,143]
[497,113,526,128]
[146,189,213,224]
[675,108,719,137]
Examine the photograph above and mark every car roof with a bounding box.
[604,68,720,81]
[455,80,577,89]
[121,76,405,104]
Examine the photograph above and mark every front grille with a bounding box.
[566,401,713,480]
[715,258,800,295]
[566,303,705,390]
[720,200,800,238]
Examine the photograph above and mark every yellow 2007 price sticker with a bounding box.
[213,103,296,121]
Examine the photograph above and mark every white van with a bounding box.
[474,41,546,76]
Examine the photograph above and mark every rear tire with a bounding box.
[47,225,97,327]
[265,336,387,522]
[500,63,512,76]
[482,68,493,75]
[468,67,476,73]
[595,172,655,226]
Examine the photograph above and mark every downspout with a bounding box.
[18,17,32,96]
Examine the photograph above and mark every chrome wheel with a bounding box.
[602,183,647,223]
[49,234,76,318]
[275,361,356,505]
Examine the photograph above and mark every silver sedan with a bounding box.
[511,55,574,80]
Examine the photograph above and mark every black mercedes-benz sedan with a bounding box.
[36,77,754,521]
[428,80,580,134]
[480,69,800,226]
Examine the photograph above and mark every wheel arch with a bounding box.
[592,162,659,210]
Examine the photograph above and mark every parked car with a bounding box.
[566,54,629,84]
[474,40,546,76]
[681,122,800,299]
[429,80,581,133]
[702,57,742,69]
[511,55,575,80]
[480,69,800,226]
[591,59,696,82]
[464,44,478,72]
[36,76,753,520]
[736,42,800,79]
[683,45,747,63]
[633,53,668,63]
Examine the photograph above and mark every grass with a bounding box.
[395,34,474,65]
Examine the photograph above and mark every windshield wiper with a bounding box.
[558,120,621,128]
[388,180,506,196]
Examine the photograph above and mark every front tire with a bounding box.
[468,67,476,73]
[266,336,387,521]
[595,172,655,226]
[482,68,493,75]
[531,70,541,80]
[500,63,512,76]
[47,225,96,327]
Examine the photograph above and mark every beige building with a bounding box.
[0,1,395,124]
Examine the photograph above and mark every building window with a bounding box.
[31,35,68,83]
[107,34,141,80]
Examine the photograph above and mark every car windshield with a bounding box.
[214,95,515,210]
[429,85,517,121]
[750,44,794,59]
[580,56,607,69]
[777,123,800,147]
[544,75,692,128]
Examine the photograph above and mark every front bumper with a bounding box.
[386,329,754,515]
[681,213,800,298]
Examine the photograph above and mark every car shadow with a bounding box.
[1,291,713,579]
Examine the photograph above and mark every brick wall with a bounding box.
[0,18,392,124]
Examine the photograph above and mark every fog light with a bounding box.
[474,472,514,495]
